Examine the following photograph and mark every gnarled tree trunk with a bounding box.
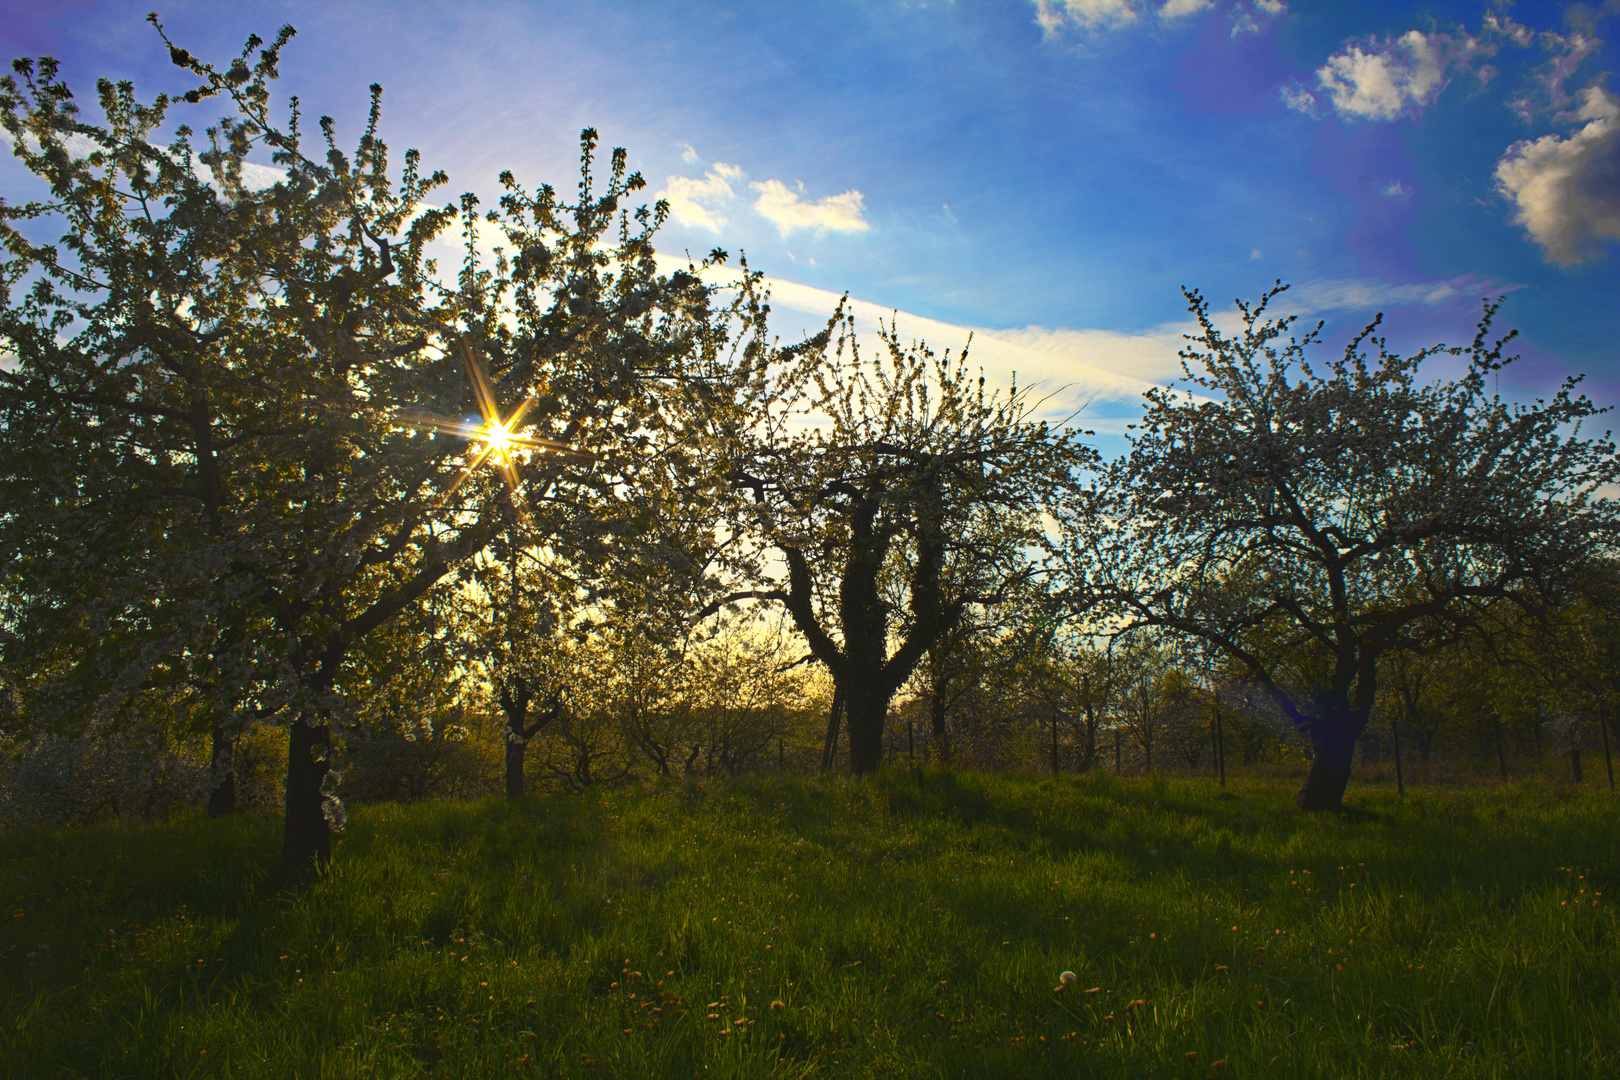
[846,684,888,774]
[1296,704,1366,811]
[505,739,528,800]
[206,723,236,818]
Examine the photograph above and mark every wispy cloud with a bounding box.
[1279,82,1318,115]
[1495,85,1620,265]
[657,157,870,238]
[1310,14,1551,123]
[1035,0,1139,36]
[650,259,1520,440]
[657,162,745,232]
[1508,29,1599,122]
[1283,274,1507,312]
[656,255,1165,415]
[1159,0,1213,20]
[750,179,870,237]
[1229,0,1287,38]
[1034,0,1240,37]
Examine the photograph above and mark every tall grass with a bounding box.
[3,771,1615,1078]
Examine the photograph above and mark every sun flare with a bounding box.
[479,419,515,460]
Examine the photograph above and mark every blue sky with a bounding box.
[3,0,1617,447]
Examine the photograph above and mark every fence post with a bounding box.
[1391,715,1405,800]
[1600,701,1615,794]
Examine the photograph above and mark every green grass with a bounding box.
[2,770,1617,1079]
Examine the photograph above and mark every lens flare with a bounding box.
[398,339,588,529]
[480,419,515,460]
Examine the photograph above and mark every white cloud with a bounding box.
[1495,85,1620,265]
[2,125,286,196]
[1482,12,1532,49]
[1509,30,1599,122]
[657,162,745,232]
[1381,180,1410,198]
[980,324,1198,387]
[0,125,99,158]
[1316,30,1449,120]
[1034,0,1234,37]
[1279,82,1318,115]
[658,161,873,239]
[968,276,1484,386]
[650,260,1503,432]
[234,162,286,190]
[1312,17,1545,123]
[680,143,700,164]
[1249,248,1263,260]
[1035,0,1139,36]
[1228,0,1285,37]
[750,179,870,237]
[1159,0,1212,19]
[653,255,1165,415]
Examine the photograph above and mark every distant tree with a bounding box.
[457,531,572,800]
[1113,637,1195,772]
[910,585,1044,765]
[712,319,1096,773]
[1066,283,1618,810]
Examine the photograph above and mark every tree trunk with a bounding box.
[207,723,236,819]
[1297,714,1361,811]
[499,683,533,801]
[280,715,332,880]
[1080,704,1098,771]
[505,738,527,800]
[1571,747,1584,784]
[846,688,888,774]
[930,684,950,764]
[820,686,844,771]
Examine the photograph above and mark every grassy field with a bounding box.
[2,770,1616,1079]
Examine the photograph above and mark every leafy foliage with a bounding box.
[1067,283,1618,808]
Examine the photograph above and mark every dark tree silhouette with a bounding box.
[1066,283,1617,810]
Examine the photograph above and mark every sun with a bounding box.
[479,418,515,460]
[396,340,586,527]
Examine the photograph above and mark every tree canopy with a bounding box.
[1065,283,1618,809]
[0,24,774,875]
[3,25,1616,857]
[712,316,1096,773]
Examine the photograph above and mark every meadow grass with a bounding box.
[2,770,1616,1079]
